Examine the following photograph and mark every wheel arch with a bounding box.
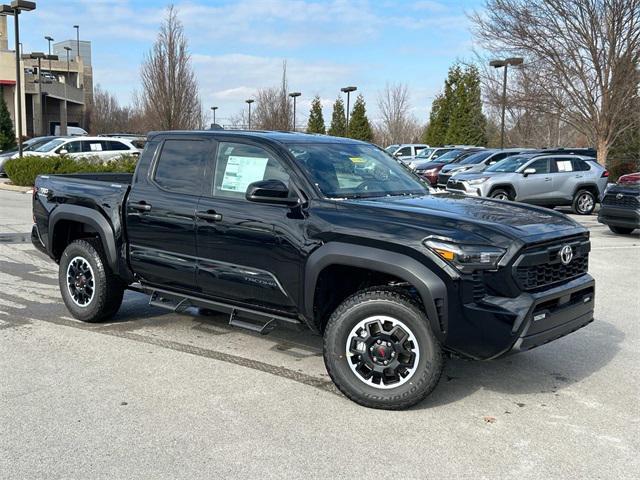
[49,205,118,271]
[489,183,516,199]
[572,182,599,200]
[304,242,448,339]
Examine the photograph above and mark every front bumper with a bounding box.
[597,205,640,229]
[447,274,595,360]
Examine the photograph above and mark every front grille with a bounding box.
[438,173,451,186]
[514,236,590,291]
[447,180,466,191]
[602,194,639,208]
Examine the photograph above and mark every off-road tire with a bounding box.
[609,225,635,235]
[572,189,596,215]
[490,189,512,201]
[323,289,444,410]
[58,239,124,323]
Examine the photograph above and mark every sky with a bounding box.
[16,0,485,126]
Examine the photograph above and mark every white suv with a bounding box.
[17,137,139,161]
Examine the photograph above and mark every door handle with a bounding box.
[544,177,552,182]
[130,202,152,211]
[196,211,223,222]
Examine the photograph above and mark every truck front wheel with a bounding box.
[323,289,444,410]
[58,239,124,323]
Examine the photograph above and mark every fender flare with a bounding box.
[49,205,118,270]
[304,242,448,338]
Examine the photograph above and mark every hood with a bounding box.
[452,170,512,181]
[342,193,584,245]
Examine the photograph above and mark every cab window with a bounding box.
[153,139,208,195]
[212,142,290,200]
[526,158,550,174]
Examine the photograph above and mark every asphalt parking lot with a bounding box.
[1,186,639,479]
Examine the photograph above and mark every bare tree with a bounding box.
[471,0,640,165]
[90,84,134,134]
[253,61,292,130]
[140,5,201,131]
[376,83,421,145]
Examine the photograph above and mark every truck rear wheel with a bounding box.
[323,289,443,410]
[58,239,124,323]
[572,189,596,215]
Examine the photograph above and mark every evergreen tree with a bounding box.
[306,95,326,134]
[422,63,487,146]
[0,95,16,151]
[328,97,346,137]
[347,94,373,141]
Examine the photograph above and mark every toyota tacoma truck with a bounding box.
[32,131,596,410]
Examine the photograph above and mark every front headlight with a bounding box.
[424,239,505,272]
[465,176,489,185]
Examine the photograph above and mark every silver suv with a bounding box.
[447,154,608,215]
[437,148,532,188]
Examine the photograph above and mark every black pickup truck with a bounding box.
[32,131,595,409]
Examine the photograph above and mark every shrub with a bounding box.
[4,154,138,187]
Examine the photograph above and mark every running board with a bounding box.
[144,286,302,334]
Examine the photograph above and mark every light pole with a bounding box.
[210,106,218,125]
[73,25,80,60]
[288,92,301,131]
[28,52,44,135]
[1,1,37,158]
[490,57,523,149]
[61,45,71,135]
[245,99,254,129]
[340,86,357,136]
[45,35,53,74]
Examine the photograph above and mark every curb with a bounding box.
[0,181,33,193]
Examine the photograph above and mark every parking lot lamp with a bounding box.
[1,1,37,158]
[45,35,53,73]
[289,92,301,131]
[245,99,254,129]
[490,57,523,149]
[60,45,71,135]
[211,106,218,125]
[340,86,357,136]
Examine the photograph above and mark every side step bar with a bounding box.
[144,287,301,335]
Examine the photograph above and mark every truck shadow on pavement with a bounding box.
[417,318,624,410]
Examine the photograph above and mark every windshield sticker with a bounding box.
[220,156,269,192]
[349,157,366,163]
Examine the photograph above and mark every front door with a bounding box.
[126,137,212,291]
[195,140,305,314]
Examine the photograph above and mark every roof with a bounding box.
[148,130,369,146]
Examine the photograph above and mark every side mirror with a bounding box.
[58,149,68,155]
[245,179,300,206]
[522,168,536,176]
[395,152,403,157]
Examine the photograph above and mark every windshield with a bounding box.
[34,139,66,152]
[486,155,532,172]
[431,149,464,164]
[289,143,428,199]
[25,138,56,151]
[457,151,493,165]
[416,148,435,158]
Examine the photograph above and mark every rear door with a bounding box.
[517,158,553,202]
[195,139,303,314]
[550,156,577,202]
[126,136,213,291]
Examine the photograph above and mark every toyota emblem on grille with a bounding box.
[616,193,624,200]
[560,245,573,265]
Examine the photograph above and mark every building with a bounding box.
[0,16,93,138]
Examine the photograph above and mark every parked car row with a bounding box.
[0,135,140,176]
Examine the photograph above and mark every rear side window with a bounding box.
[81,141,103,152]
[105,140,130,151]
[212,142,290,199]
[572,159,591,171]
[554,158,574,172]
[153,139,209,195]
